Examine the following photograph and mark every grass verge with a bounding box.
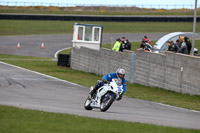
[0,54,200,111]
[1,105,199,133]
[0,20,200,36]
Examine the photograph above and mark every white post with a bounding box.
[192,0,197,55]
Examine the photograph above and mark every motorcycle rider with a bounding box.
[89,68,127,100]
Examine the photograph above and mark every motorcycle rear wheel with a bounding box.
[84,97,93,110]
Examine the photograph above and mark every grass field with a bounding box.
[0,20,200,36]
[0,12,200,132]
[1,105,199,133]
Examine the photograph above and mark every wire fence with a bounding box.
[0,1,200,10]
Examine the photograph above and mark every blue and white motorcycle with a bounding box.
[84,79,123,112]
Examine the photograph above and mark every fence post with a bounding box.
[130,53,136,83]
[180,67,183,93]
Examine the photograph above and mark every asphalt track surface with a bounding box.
[1,33,200,58]
[1,33,200,130]
[0,33,168,58]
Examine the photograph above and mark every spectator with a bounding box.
[119,37,131,51]
[139,40,152,51]
[186,37,192,55]
[168,41,175,52]
[139,40,145,49]
[174,39,181,53]
[121,37,126,44]
[119,40,125,52]
[161,41,169,54]
[125,39,131,50]
[179,38,188,54]
[112,38,121,52]
[144,42,152,51]
[143,35,151,45]
[121,37,128,50]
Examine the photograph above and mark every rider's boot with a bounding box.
[89,80,103,99]
[89,84,100,99]
[89,87,97,98]
[88,86,94,100]
[90,86,94,92]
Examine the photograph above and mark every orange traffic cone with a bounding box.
[17,43,21,49]
[41,43,44,49]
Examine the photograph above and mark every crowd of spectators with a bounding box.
[112,35,195,55]
[112,36,152,52]
[112,37,131,52]
[165,36,192,55]
[137,35,194,55]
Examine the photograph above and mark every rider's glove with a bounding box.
[103,79,110,84]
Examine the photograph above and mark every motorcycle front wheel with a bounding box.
[100,93,116,112]
[84,97,93,110]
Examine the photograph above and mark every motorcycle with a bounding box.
[84,78,123,112]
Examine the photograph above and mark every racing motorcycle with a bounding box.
[84,78,123,112]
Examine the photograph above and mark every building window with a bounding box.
[78,27,83,40]
[84,26,92,41]
[94,28,100,41]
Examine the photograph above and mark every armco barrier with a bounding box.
[71,47,200,96]
[1,14,200,22]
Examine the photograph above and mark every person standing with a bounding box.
[143,36,151,45]
[174,39,181,53]
[139,40,145,49]
[112,38,121,52]
[139,40,152,52]
[168,41,175,52]
[125,39,131,50]
[179,37,188,54]
[186,37,192,55]
[119,40,125,52]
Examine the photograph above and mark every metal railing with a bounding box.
[0,1,200,10]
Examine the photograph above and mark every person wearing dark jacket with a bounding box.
[179,38,188,54]
[125,39,131,50]
[140,40,145,49]
[167,41,175,52]
[174,39,181,53]
[119,40,125,52]
[186,37,192,55]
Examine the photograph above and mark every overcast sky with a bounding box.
[1,0,199,9]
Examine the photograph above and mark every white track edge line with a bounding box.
[154,102,200,113]
[54,47,72,59]
[0,61,83,88]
